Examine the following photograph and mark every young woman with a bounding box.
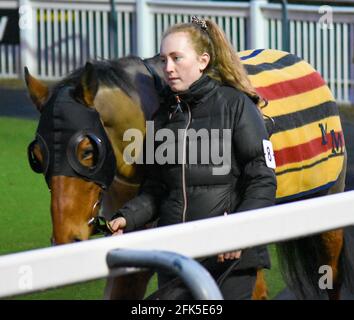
[109,17,277,300]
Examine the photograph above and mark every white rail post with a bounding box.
[19,0,38,77]
[249,0,268,50]
[136,0,154,58]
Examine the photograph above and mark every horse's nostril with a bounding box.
[73,237,82,242]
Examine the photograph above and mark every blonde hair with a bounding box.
[162,19,266,107]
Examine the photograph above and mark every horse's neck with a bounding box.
[99,56,165,219]
[122,56,165,120]
[142,55,165,82]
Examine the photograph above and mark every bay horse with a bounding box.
[25,49,353,299]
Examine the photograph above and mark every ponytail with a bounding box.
[204,19,264,106]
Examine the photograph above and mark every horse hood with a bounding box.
[29,86,116,189]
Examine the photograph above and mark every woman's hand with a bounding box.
[108,217,127,236]
[217,250,242,263]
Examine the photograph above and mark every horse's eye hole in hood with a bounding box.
[76,136,100,168]
[66,131,106,175]
[27,135,49,175]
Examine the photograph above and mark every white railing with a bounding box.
[0,42,20,79]
[22,0,136,79]
[0,191,354,298]
[146,0,249,56]
[262,3,354,105]
[0,0,353,103]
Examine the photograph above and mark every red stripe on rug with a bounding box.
[256,71,325,101]
[274,131,344,167]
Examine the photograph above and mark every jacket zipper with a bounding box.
[178,95,192,223]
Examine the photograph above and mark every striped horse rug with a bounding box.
[240,49,345,202]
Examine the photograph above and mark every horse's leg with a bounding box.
[320,230,344,300]
[104,271,153,300]
[320,150,347,300]
[252,269,268,300]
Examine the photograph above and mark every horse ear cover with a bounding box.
[24,66,49,112]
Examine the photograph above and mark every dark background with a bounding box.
[0,9,19,45]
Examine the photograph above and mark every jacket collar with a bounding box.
[161,74,220,107]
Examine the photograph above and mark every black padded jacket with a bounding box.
[114,75,277,270]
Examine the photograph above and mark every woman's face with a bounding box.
[160,32,210,92]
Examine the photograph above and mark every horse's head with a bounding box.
[25,58,162,244]
[25,64,121,243]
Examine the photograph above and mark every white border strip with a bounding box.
[0,191,354,298]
